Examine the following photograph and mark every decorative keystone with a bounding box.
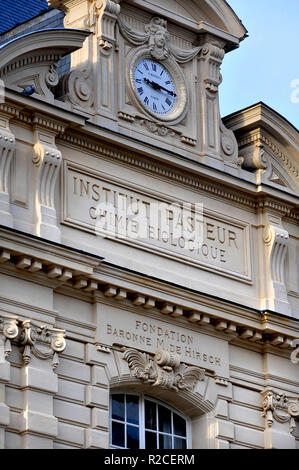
[123,348,205,392]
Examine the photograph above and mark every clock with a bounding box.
[128,50,188,124]
[133,59,176,115]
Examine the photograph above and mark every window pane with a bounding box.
[127,425,139,449]
[174,437,187,449]
[159,433,172,449]
[145,431,157,449]
[158,405,172,434]
[173,413,187,437]
[112,421,125,447]
[112,394,125,422]
[145,400,157,430]
[127,395,139,425]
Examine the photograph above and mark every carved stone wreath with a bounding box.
[123,348,205,392]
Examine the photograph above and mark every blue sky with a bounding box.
[220,0,299,129]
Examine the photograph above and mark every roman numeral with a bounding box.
[144,63,149,71]
[160,70,164,76]
[153,102,157,111]
[165,80,171,85]
[136,79,142,84]
[138,69,143,74]
[162,104,166,111]
[137,87,144,95]
[144,97,149,105]
[165,98,172,106]
[152,63,157,72]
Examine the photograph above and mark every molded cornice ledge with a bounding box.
[1,226,299,348]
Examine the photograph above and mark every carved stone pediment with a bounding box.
[123,348,205,392]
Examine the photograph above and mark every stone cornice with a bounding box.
[0,226,299,351]
[1,94,298,215]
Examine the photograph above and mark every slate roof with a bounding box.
[0,0,51,35]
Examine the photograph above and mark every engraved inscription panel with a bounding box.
[98,305,229,378]
[63,163,251,281]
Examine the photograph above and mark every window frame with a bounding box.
[110,391,192,450]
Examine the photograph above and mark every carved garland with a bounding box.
[123,348,205,392]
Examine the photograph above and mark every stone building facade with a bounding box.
[0,0,298,449]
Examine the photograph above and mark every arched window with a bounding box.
[110,392,190,449]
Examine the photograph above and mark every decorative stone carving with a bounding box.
[19,320,66,370]
[33,127,62,242]
[137,118,176,138]
[0,314,19,359]
[123,348,205,392]
[200,43,225,93]
[95,0,121,50]
[261,389,299,433]
[240,142,268,172]
[57,65,94,110]
[291,340,299,364]
[0,119,15,227]
[237,130,298,190]
[263,217,290,315]
[118,16,201,63]
[239,131,299,180]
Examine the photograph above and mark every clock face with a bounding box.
[133,59,176,115]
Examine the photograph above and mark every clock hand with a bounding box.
[144,78,176,97]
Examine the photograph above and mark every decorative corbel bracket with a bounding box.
[33,118,63,242]
[263,213,291,315]
[0,117,15,227]
[95,0,121,50]
[261,389,299,434]
[198,42,239,166]
[19,320,66,370]
[200,43,224,93]
[123,348,205,392]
